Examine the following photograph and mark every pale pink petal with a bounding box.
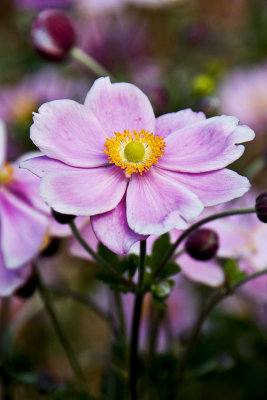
[155,108,206,138]
[40,166,128,216]
[179,254,225,287]
[84,77,156,136]
[69,221,98,261]
[21,155,75,178]
[126,167,203,235]
[91,195,147,254]
[158,116,255,173]
[0,190,48,269]
[0,120,7,167]
[0,250,31,297]
[31,100,107,167]
[172,169,250,206]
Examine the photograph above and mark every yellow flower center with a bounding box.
[0,163,14,185]
[104,129,166,177]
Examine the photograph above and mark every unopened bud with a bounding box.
[151,280,173,300]
[15,275,37,299]
[185,228,219,261]
[51,209,75,224]
[256,193,267,223]
[31,9,76,61]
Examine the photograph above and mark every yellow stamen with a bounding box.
[104,129,166,177]
[0,163,14,185]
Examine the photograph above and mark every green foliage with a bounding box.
[220,258,247,285]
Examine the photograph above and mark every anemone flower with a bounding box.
[22,77,254,254]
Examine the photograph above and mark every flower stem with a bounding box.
[114,292,128,360]
[70,47,113,79]
[153,207,256,280]
[129,240,146,400]
[171,267,267,398]
[69,221,135,292]
[33,265,85,384]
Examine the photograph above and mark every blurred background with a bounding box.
[0,0,267,399]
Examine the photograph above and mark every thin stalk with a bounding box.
[171,267,267,399]
[70,47,113,79]
[33,265,85,384]
[114,292,128,360]
[129,240,146,400]
[153,207,256,280]
[69,221,135,292]
[0,298,12,400]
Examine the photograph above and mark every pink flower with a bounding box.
[218,63,267,133]
[0,122,49,296]
[22,77,254,254]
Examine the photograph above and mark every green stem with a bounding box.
[33,265,85,384]
[70,47,113,79]
[129,240,146,400]
[153,207,256,280]
[245,157,265,179]
[69,221,135,292]
[171,267,267,398]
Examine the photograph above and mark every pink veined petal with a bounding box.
[172,168,251,207]
[30,99,108,168]
[84,77,156,137]
[0,189,48,269]
[0,120,7,168]
[126,167,203,235]
[179,254,225,287]
[21,155,76,178]
[91,195,147,255]
[0,249,31,297]
[40,165,128,216]
[155,108,206,138]
[69,221,99,261]
[158,116,255,173]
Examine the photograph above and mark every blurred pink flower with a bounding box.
[14,0,71,10]
[0,122,49,296]
[218,63,267,133]
[22,77,253,254]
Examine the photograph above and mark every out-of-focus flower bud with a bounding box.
[15,274,37,299]
[51,209,76,224]
[255,193,267,223]
[41,238,61,257]
[185,228,219,261]
[151,280,173,300]
[31,9,76,61]
[192,74,215,96]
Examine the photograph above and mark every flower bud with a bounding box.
[185,228,219,261]
[15,275,37,299]
[51,209,76,224]
[31,9,76,61]
[255,192,267,223]
[152,280,173,300]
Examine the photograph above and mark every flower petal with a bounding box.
[84,77,156,136]
[0,120,7,168]
[155,108,206,138]
[179,254,225,287]
[173,168,251,206]
[21,155,74,178]
[126,167,203,235]
[158,116,255,173]
[91,195,147,254]
[0,190,48,269]
[40,166,128,216]
[0,251,31,297]
[31,99,108,167]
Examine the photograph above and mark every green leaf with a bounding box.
[158,261,181,280]
[148,233,172,272]
[119,254,139,277]
[221,258,247,285]
[98,243,120,270]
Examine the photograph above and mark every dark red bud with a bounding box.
[255,192,267,223]
[51,209,76,224]
[185,228,219,261]
[31,9,76,61]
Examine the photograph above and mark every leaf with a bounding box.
[147,233,172,272]
[221,258,247,285]
[158,261,181,280]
